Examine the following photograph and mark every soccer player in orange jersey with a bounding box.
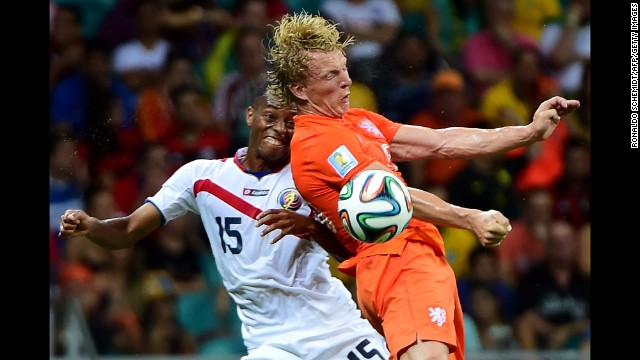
[260,12,580,360]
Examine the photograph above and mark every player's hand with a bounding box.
[59,209,91,238]
[531,96,581,140]
[468,209,512,248]
[255,209,313,244]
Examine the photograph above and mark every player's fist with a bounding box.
[469,209,512,248]
[59,209,91,238]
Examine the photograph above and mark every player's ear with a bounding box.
[288,83,307,101]
[246,106,254,127]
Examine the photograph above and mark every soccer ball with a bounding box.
[338,169,413,244]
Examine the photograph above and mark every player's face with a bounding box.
[247,96,296,165]
[294,49,352,118]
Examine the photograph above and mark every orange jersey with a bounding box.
[290,108,444,275]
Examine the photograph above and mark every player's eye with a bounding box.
[262,113,276,122]
[325,70,339,80]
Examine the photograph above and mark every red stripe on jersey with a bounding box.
[194,179,262,219]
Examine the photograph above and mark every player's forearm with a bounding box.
[435,125,537,158]
[408,187,482,230]
[392,124,536,161]
[84,217,145,250]
[306,221,351,262]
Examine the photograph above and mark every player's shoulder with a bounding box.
[347,107,373,117]
[347,108,388,122]
[176,158,229,175]
[183,157,224,167]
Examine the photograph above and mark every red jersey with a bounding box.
[290,108,444,276]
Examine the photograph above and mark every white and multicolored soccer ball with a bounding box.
[338,169,413,244]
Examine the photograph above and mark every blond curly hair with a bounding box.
[266,12,354,107]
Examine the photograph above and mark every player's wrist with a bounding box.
[305,219,319,236]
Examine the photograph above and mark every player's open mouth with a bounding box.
[264,137,284,146]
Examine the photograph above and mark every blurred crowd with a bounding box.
[49,0,590,356]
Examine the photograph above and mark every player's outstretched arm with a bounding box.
[408,187,511,248]
[59,202,163,250]
[256,209,351,261]
[390,96,580,161]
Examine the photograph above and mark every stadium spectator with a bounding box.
[63,184,145,354]
[137,215,212,354]
[65,184,125,265]
[135,50,202,144]
[407,68,486,191]
[155,0,235,61]
[110,142,173,215]
[478,45,569,194]
[321,0,403,87]
[51,40,141,183]
[50,3,85,90]
[55,261,99,340]
[167,83,231,167]
[50,131,89,290]
[211,27,269,152]
[457,246,517,323]
[140,214,207,294]
[50,131,89,234]
[373,31,444,126]
[539,0,590,96]
[442,150,521,279]
[112,0,171,96]
[467,283,517,349]
[462,0,537,101]
[139,290,197,354]
[447,154,522,220]
[479,45,559,128]
[201,0,289,96]
[398,0,482,70]
[550,137,590,230]
[512,0,562,42]
[84,247,145,355]
[496,187,554,285]
[514,219,590,350]
[95,0,139,47]
[52,0,119,39]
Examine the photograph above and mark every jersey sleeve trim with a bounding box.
[144,199,167,226]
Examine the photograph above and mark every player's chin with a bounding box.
[260,139,287,152]
[260,146,290,162]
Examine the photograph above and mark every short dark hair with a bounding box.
[256,83,268,98]
[250,83,269,110]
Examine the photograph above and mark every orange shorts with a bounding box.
[355,240,465,360]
